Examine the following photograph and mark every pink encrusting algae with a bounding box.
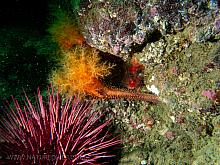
[0,86,121,164]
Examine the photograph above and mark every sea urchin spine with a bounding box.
[0,86,121,164]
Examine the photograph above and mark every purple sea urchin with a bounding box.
[0,86,121,164]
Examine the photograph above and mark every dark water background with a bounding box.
[0,0,53,106]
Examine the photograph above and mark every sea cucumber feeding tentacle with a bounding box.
[51,45,159,103]
[100,86,159,103]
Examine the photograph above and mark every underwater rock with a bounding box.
[79,0,215,61]
[211,43,220,68]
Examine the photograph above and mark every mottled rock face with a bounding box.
[78,0,209,61]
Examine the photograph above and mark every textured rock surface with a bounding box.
[84,1,220,164]
[79,0,217,61]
